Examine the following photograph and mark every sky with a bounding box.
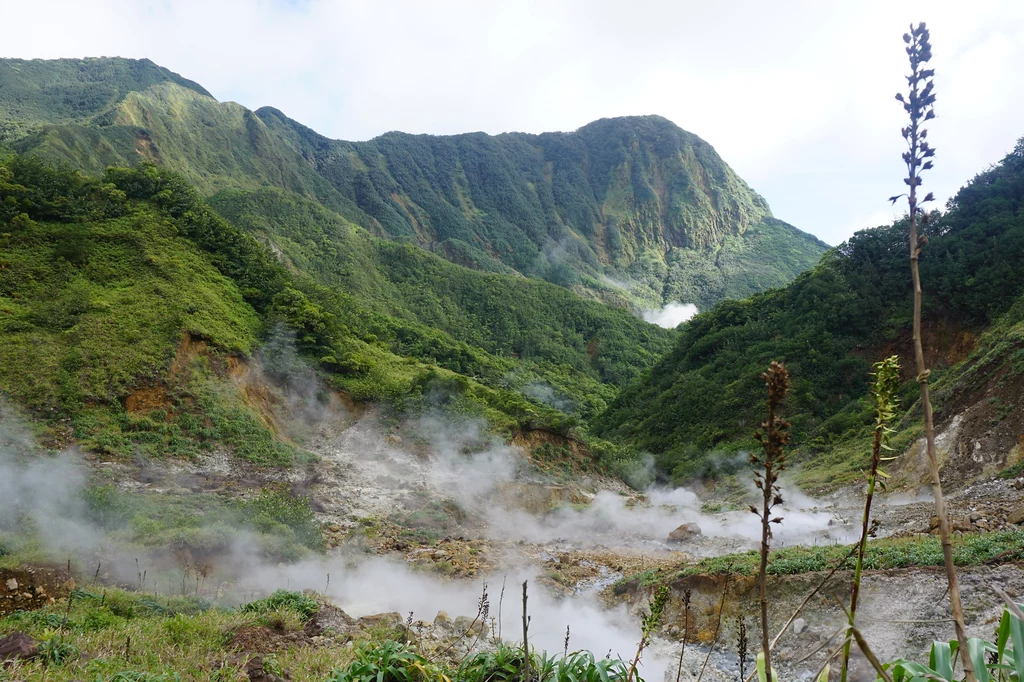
[3,0,1024,246]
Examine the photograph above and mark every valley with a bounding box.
[0,50,1022,682]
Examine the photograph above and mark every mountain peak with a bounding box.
[1,57,826,310]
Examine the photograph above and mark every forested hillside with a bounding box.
[596,139,1024,485]
[0,57,826,310]
[0,155,674,466]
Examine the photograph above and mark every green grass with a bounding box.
[0,585,351,682]
[628,529,1024,587]
[73,485,325,560]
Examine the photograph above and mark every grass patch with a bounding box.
[0,584,351,682]
[629,528,1024,586]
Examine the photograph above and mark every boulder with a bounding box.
[1008,504,1024,525]
[667,523,703,543]
[0,632,39,661]
[453,615,487,636]
[792,618,808,635]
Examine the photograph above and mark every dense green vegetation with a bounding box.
[0,58,826,311]
[596,138,1024,483]
[0,153,677,468]
[258,109,827,308]
[0,57,209,141]
[209,186,674,418]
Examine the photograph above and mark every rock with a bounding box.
[0,632,39,660]
[792,618,808,635]
[453,615,487,636]
[433,611,453,629]
[356,612,403,631]
[1007,505,1024,525]
[970,512,982,522]
[303,603,356,638]
[667,523,703,543]
[929,516,941,530]
[1014,478,1023,490]
[225,653,290,682]
[4,578,17,591]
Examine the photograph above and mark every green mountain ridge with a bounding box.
[0,57,827,311]
[0,151,679,473]
[595,138,1024,487]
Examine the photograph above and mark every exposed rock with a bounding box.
[224,653,290,682]
[228,626,310,654]
[356,611,403,630]
[792,618,808,635]
[667,523,703,543]
[304,602,357,638]
[4,579,16,591]
[453,615,487,637]
[433,611,453,629]
[0,632,39,661]
[1014,478,1023,490]
[1008,505,1024,525]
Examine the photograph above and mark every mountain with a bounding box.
[0,151,678,469]
[595,138,1024,488]
[0,57,827,311]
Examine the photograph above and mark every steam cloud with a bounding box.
[0,338,859,682]
[641,303,698,329]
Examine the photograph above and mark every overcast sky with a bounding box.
[4,0,1023,245]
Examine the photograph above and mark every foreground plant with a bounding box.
[877,602,1024,682]
[749,361,790,682]
[840,356,900,682]
[890,22,975,681]
[627,586,669,682]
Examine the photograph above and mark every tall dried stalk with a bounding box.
[840,356,900,682]
[749,362,790,682]
[891,23,975,682]
[521,580,531,682]
[675,589,692,682]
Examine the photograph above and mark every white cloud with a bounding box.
[3,0,1023,246]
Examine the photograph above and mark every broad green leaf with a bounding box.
[967,638,991,682]
[1009,605,1024,682]
[929,641,954,682]
[998,610,1011,661]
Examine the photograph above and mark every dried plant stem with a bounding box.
[675,590,691,682]
[521,580,530,682]
[497,575,506,641]
[990,584,1024,622]
[895,23,974,682]
[743,544,857,682]
[832,596,893,682]
[750,362,790,682]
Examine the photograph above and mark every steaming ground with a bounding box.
[0,392,999,682]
